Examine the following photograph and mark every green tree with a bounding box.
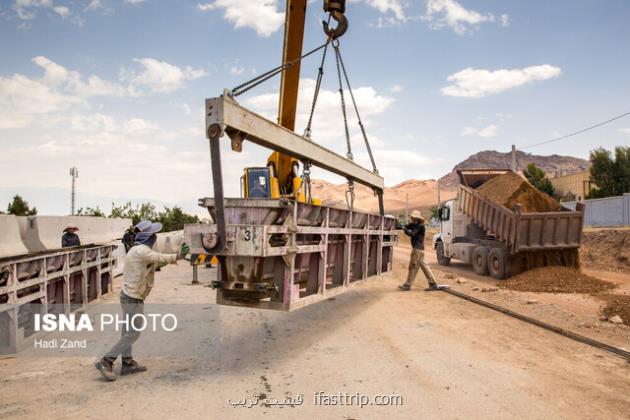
[428,205,439,221]
[76,206,105,217]
[7,195,37,216]
[588,146,630,198]
[523,163,555,197]
[157,206,199,232]
[109,202,158,225]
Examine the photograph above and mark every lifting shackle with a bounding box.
[323,0,348,40]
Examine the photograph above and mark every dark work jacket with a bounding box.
[122,229,136,253]
[62,232,81,248]
[403,222,425,250]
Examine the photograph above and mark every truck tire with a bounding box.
[472,246,489,275]
[436,242,451,266]
[488,248,508,280]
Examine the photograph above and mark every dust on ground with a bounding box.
[600,294,630,326]
[498,266,617,294]
[2,250,630,420]
[476,171,561,212]
[581,228,630,273]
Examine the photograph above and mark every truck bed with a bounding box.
[458,184,584,254]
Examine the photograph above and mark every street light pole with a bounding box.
[69,167,78,216]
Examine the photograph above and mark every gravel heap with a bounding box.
[499,266,616,294]
[476,171,561,213]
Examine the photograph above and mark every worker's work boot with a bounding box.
[121,358,147,376]
[398,284,411,291]
[95,357,117,381]
[424,283,440,292]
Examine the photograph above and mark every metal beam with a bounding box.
[205,94,384,191]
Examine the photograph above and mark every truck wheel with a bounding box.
[488,248,508,280]
[472,246,489,275]
[436,242,451,266]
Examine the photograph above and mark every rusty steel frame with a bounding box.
[0,245,117,354]
[185,199,397,311]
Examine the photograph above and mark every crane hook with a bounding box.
[322,10,348,40]
[322,0,348,39]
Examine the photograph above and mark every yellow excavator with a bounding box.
[241,0,348,205]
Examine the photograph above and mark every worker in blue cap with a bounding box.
[96,220,189,381]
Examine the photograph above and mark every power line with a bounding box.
[520,110,630,150]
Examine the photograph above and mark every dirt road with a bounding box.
[1,249,629,419]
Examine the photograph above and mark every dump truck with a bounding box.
[432,169,585,279]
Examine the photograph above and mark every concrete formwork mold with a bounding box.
[0,244,117,354]
[184,199,398,311]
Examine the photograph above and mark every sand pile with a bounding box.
[600,294,630,326]
[476,171,561,213]
[580,228,630,272]
[499,266,616,294]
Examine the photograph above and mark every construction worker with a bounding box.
[121,220,152,253]
[61,224,81,248]
[398,210,439,292]
[95,220,190,381]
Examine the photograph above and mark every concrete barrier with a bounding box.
[155,230,183,254]
[0,215,29,258]
[20,216,131,253]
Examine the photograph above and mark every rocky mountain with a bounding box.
[310,178,455,216]
[438,150,589,189]
[311,150,589,217]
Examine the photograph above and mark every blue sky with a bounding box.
[1,0,629,214]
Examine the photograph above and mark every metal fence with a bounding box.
[563,194,630,227]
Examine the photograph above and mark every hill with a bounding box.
[439,150,589,189]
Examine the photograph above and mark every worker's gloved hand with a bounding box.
[178,243,190,259]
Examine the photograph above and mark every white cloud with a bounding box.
[620,128,630,135]
[229,66,245,76]
[0,56,205,129]
[32,56,128,97]
[69,113,117,132]
[500,14,510,27]
[197,0,284,37]
[122,58,208,94]
[423,0,505,35]
[12,0,73,20]
[123,118,160,136]
[442,65,562,98]
[359,0,406,21]
[178,103,192,116]
[85,0,103,11]
[389,84,404,93]
[461,124,498,138]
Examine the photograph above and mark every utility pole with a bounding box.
[511,145,517,172]
[69,167,78,216]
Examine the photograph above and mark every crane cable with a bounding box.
[229,16,380,210]
[231,41,330,97]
